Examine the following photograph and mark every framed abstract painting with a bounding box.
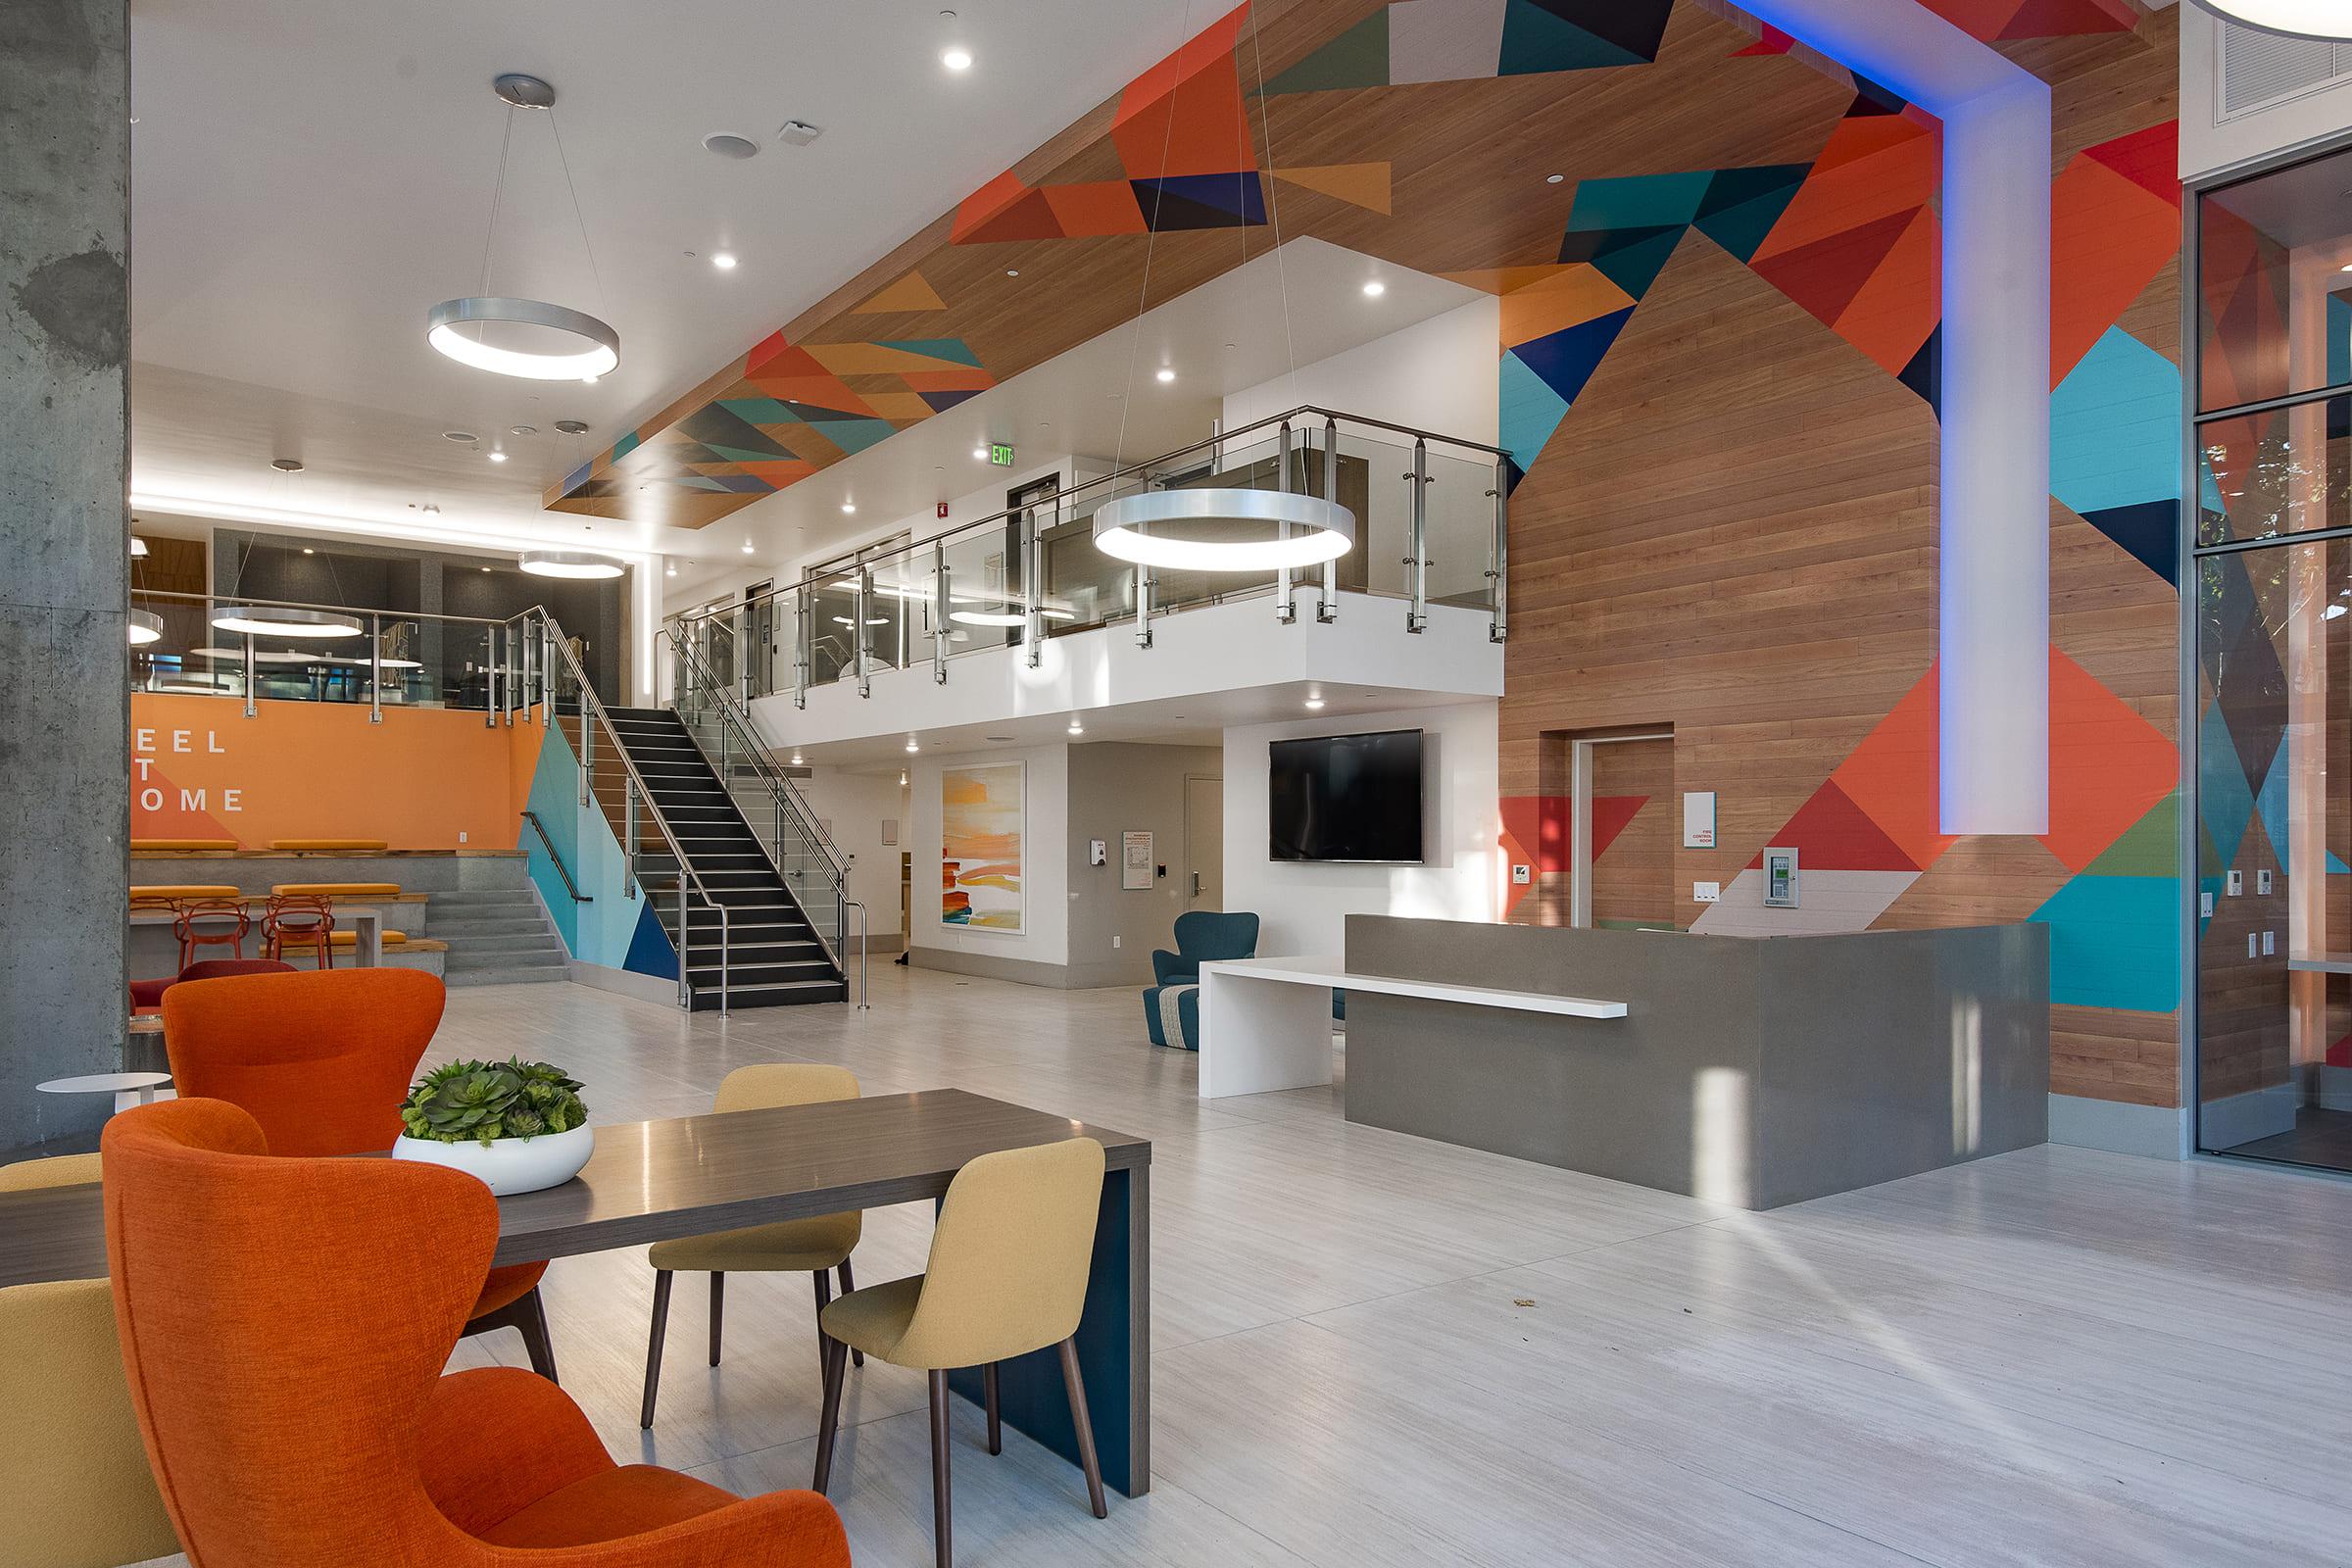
[942,761,1023,932]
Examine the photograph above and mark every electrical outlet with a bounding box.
[2228,869,2244,897]
[2258,868,2273,895]
[459,830,467,844]
[1111,935,1121,949]
[1692,881,1721,904]
[2263,930,2277,956]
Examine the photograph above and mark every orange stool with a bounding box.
[172,901,250,969]
[262,896,334,969]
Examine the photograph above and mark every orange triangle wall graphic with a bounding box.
[1273,163,1393,215]
[851,271,948,315]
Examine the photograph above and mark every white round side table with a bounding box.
[36,1072,175,1115]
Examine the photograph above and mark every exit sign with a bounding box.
[988,443,1015,467]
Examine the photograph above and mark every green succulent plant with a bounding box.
[400,1057,587,1147]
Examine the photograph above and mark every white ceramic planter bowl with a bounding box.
[392,1123,594,1197]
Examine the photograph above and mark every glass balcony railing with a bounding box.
[129,590,532,718]
[685,405,1509,707]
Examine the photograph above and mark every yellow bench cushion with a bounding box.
[131,838,239,853]
[269,839,388,852]
[270,882,402,897]
[129,885,242,903]
[325,930,407,947]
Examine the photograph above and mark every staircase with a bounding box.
[602,706,847,1009]
[434,886,569,988]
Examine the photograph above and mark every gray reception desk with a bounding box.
[1338,915,2049,1210]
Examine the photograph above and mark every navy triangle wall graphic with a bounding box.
[2080,499,2178,586]
[1512,0,1673,66]
[1514,307,1639,408]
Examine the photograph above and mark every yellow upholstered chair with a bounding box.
[638,1064,865,1429]
[812,1136,1107,1568]
[0,1154,181,1568]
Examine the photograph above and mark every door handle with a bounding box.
[1191,871,1201,897]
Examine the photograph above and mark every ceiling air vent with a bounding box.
[2219,21,2352,120]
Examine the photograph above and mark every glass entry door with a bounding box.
[2192,145,2352,1172]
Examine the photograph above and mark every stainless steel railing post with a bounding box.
[1320,416,1340,623]
[1023,501,1044,667]
[521,615,536,720]
[845,899,870,1009]
[855,568,873,699]
[1276,419,1298,625]
[794,581,810,709]
[368,613,382,724]
[242,630,257,718]
[1407,437,1429,635]
[1489,455,1509,645]
[932,540,950,683]
[1134,561,1153,649]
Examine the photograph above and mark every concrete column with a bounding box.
[1,0,132,1155]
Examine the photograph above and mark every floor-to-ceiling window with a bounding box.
[2192,147,2352,1171]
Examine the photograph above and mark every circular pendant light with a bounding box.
[2188,0,2352,38]
[428,75,619,383]
[428,297,619,382]
[519,549,625,579]
[948,592,1077,627]
[1093,489,1354,571]
[127,609,164,647]
[209,605,365,638]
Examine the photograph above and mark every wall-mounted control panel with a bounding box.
[1762,847,1799,908]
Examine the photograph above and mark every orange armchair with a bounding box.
[101,1099,851,1566]
[161,967,558,1377]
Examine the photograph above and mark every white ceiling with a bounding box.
[125,0,1212,561]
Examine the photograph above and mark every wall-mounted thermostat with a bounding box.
[1762,847,1799,908]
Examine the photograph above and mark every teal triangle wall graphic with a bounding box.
[1692,166,1810,263]
[1498,0,1645,74]
[1499,349,1572,474]
[877,338,983,368]
[1256,9,1389,95]
[2197,698,2255,876]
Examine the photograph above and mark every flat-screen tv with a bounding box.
[1269,729,1424,863]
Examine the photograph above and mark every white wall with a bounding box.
[1221,296,1500,446]
[1222,699,1501,957]
[792,766,907,942]
[909,742,1070,969]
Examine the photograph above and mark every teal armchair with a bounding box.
[1143,910,1259,1050]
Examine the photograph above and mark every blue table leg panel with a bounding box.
[947,1162,1150,1496]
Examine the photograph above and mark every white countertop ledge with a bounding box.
[1200,955,1628,1019]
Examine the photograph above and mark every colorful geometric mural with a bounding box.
[548,0,1936,528]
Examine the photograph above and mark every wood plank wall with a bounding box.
[1502,8,2186,1108]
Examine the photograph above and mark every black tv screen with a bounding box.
[1268,730,1424,863]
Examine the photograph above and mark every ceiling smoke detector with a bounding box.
[703,131,760,160]
[777,121,823,146]
[510,424,537,436]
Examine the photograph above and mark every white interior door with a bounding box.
[1185,774,1223,911]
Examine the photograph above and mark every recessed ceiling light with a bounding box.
[841,501,857,514]
[488,450,509,464]
[712,253,738,270]
[664,563,677,576]
[1303,697,1326,710]
[702,132,760,160]
[791,751,805,765]
[271,458,303,472]
[480,565,492,573]
[906,738,920,753]
[1361,280,1385,298]
[301,547,315,556]
[443,430,477,443]
[741,541,756,554]
[1005,268,1019,277]
[972,446,988,460]
[943,46,973,71]
[1155,368,1176,383]
[1545,173,1564,184]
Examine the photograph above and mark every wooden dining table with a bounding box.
[0,1087,1154,1496]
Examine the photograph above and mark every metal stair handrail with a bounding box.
[518,809,592,903]
[518,608,732,1013]
[662,628,858,993]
